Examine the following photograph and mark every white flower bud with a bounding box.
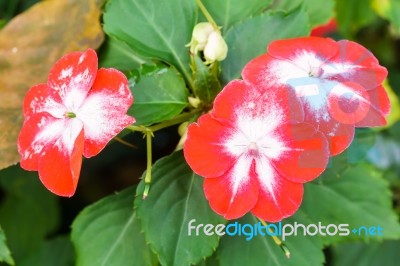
[188,22,228,64]
[203,31,228,63]
[189,22,214,54]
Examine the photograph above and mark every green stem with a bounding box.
[258,218,291,259]
[114,136,136,149]
[126,109,201,134]
[195,0,219,31]
[126,110,201,198]
[149,110,200,132]
[143,130,153,199]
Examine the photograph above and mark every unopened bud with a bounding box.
[188,22,214,54]
[188,96,201,108]
[188,22,228,64]
[203,31,228,64]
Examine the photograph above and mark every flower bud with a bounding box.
[188,22,228,64]
[188,22,214,54]
[203,31,228,64]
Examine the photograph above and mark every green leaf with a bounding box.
[332,240,400,266]
[0,165,59,262]
[128,65,189,126]
[372,0,400,34]
[217,214,325,266]
[345,129,377,164]
[103,0,197,90]
[201,0,273,30]
[268,0,302,12]
[221,6,310,83]
[0,227,14,265]
[336,0,377,37]
[268,0,334,27]
[193,55,222,105]
[135,151,225,266]
[301,163,400,245]
[71,186,156,266]
[19,236,74,266]
[303,0,334,27]
[99,37,148,71]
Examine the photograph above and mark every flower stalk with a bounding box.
[195,0,219,31]
[143,129,153,199]
[126,109,201,198]
[258,218,291,259]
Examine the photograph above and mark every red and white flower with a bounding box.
[242,37,390,155]
[18,49,135,197]
[184,79,329,221]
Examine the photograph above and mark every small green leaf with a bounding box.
[201,0,273,30]
[128,65,189,126]
[0,227,14,265]
[71,186,156,266]
[19,236,74,266]
[332,240,400,266]
[135,151,225,266]
[0,165,59,262]
[217,214,325,266]
[103,0,197,89]
[193,55,222,105]
[221,6,310,83]
[99,37,148,71]
[301,163,400,245]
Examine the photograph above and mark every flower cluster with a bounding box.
[184,37,390,221]
[18,49,135,197]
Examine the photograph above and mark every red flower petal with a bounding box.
[311,18,337,37]
[267,37,338,63]
[77,68,135,157]
[251,176,303,222]
[23,84,65,118]
[355,85,390,127]
[184,114,236,178]
[38,119,84,197]
[272,123,329,183]
[203,157,259,219]
[48,49,98,111]
[18,113,66,170]
[324,40,387,90]
[306,113,355,156]
[327,82,372,125]
[213,79,304,123]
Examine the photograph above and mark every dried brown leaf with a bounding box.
[0,0,105,169]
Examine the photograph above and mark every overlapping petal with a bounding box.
[252,174,303,222]
[38,119,84,197]
[184,79,329,221]
[48,49,98,111]
[77,68,135,157]
[184,115,236,178]
[22,84,65,118]
[272,123,329,183]
[18,113,66,170]
[203,157,259,219]
[242,37,390,155]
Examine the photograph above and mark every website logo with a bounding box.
[188,219,383,241]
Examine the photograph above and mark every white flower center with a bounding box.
[223,113,287,197]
